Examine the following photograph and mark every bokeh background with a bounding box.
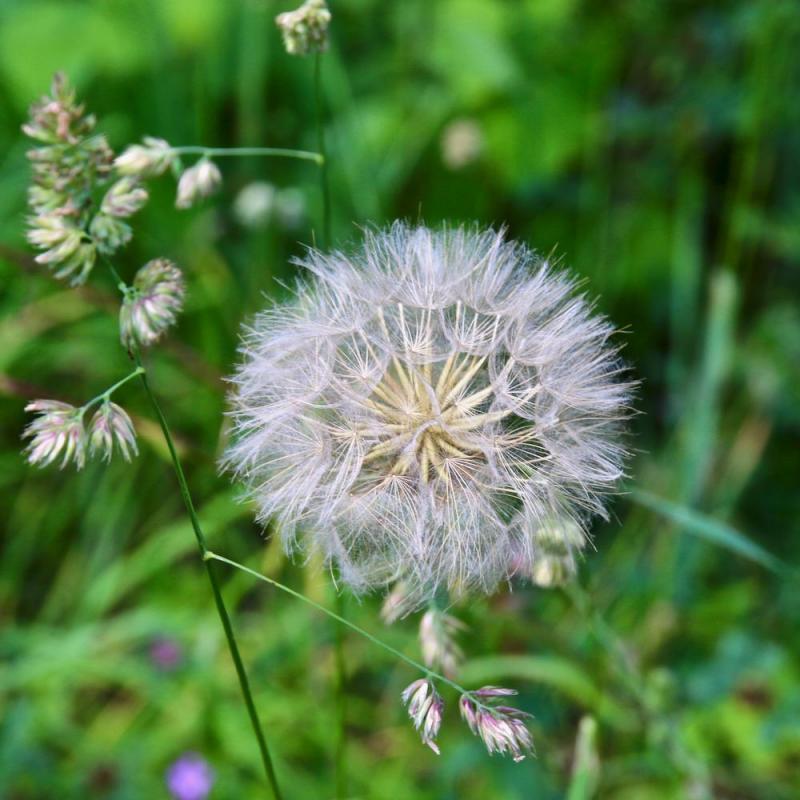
[1,1,799,798]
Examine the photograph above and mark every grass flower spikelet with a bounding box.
[115,136,175,178]
[89,402,138,462]
[175,158,222,209]
[401,678,444,755]
[419,609,465,679]
[120,258,186,349]
[23,400,87,469]
[460,689,534,762]
[276,0,331,56]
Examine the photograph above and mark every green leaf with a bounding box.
[630,489,784,572]
[566,716,600,800]
[0,2,150,109]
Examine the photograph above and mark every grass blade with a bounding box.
[630,489,783,572]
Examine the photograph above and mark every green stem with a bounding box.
[333,591,347,800]
[81,367,144,412]
[314,53,332,248]
[134,353,283,800]
[205,550,470,697]
[172,145,323,165]
[313,48,339,794]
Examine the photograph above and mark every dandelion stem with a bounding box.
[134,352,283,800]
[205,551,472,697]
[171,145,324,165]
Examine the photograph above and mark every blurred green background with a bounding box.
[1,0,799,798]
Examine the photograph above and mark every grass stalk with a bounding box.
[314,52,333,248]
[134,352,283,800]
[313,48,344,795]
[172,145,323,164]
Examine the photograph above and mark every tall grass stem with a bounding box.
[134,352,283,800]
[314,53,333,248]
[313,48,342,794]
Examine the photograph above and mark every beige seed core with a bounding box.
[361,350,520,484]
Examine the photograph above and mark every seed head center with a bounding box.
[361,352,503,484]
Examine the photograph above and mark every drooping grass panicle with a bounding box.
[23,400,87,470]
[401,678,444,755]
[459,689,534,762]
[115,136,176,178]
[120,258,186,349]
[175,158,222,209]
[89,401,138,462]
[24,372,142,471]
[419,608,465,679]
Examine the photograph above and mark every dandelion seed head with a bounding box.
[225,223,632,602]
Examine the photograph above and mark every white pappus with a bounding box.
[224,223,632,603]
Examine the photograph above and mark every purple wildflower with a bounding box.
[150,637,182,670]
[166,753,214,800]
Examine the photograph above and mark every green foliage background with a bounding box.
[1,0,799,798]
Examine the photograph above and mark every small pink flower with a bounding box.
[150,637,182,670]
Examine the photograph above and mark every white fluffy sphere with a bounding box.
[225,223,631,601]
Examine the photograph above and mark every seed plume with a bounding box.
[225,223,632,602]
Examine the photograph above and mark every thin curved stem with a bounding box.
[205,550,470,697]
[134,353,283,800]
[81,367,144,412]
[172,145,323,165]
